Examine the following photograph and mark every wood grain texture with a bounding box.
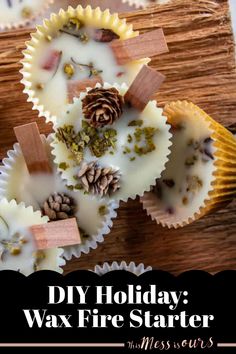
[0,0,235,274]
[110,28,169,64]
[31,218,81,250]
[65,199,236,274]
[0,0,235,156]
[124,65,165,110]
[14,122,52,174]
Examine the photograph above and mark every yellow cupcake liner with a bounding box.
[0,198,65,275]
[20,5,149,124]
[0,0,54,31]
[141,101,236,228]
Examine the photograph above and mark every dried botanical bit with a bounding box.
[163,179,175,188]
[187,139,200,150]
[0,245,5,261]
[74,184,83,190]
[0,231,27,258]
[166,207,175,215]
[128,120,143,127]
[42,193,76,221]
[41,50,62,72]
[170,122,185,131]
[123,147,131,154]
[79,33,89,43]
[19,237,28,244]
[45,35,53,42]
[71,58,103,78]
[89,129,117,158]
[0,216,9,238]
[64,63,75,79]
[202,137,214,161]
[75,161,121,196]
[203,148,214,161]
[155,182,162,200]
[133,127,157,156]
[33,250,45,272]
[186,175,203,193]
[10,247,21,256]
[185,155,198,167]
[127,134,133,143]
[90,68,103,77]
[182,196,189,205]
[82,87,123,128]
[60,18,83,32]
[67,185,74,191]
[204,137,213,144]
[56,125,85,164]
[79,227,89,239]
[59,162,69,170]
[187,138,194,146]
[130,157,136,161]
[68,18,83,30]
[21,6,32,18]
[60,19,89,43]
[116,72,125,78]
[56,124,117,162]
[98,205,108,216]
[35,83,44,90]
[93,28,120,42]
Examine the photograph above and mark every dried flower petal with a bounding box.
[93,28,119,42]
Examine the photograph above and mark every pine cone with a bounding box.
[82,87,123,128]
[42,193,75,221]
[77,161,121,196]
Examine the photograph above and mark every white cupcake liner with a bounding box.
[122,0,171,9]
[51,82,172,203]
[20,4,149,124]
[0,198,65,274]
[0,135,119,261]
[63,199,118,260]
[0,0,54,31]
[121,0,142,9]
[94,261,152,275]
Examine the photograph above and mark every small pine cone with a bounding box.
[82,87,123,128]
[42,193,75,221]
[77,161,121,196]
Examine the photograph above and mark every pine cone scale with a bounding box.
[42,193,75,221]
[76,162,120,196]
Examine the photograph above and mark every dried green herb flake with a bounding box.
[128,120,143,127]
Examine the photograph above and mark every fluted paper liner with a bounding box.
[142,101,236,228]
[94,261,152,275]
[51,82,172,202]
[20,5,149,124]
[0,136,119,260]
[121,0,142,9]
[0,0,54,31]
[0,198,65,274]
[122,0,170,9]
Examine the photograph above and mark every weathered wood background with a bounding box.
[0,0,235,274]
